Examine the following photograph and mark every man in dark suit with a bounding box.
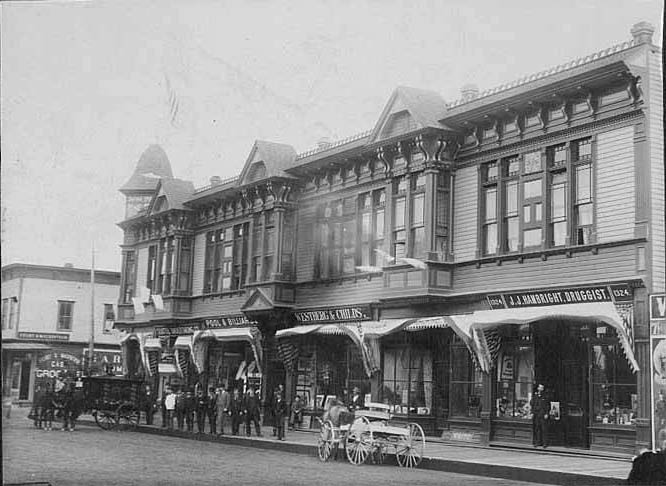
[229,388,244,435]
[349,386,364,412]
[206,387,218,434]
[530,383,550,448]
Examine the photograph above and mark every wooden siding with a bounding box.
[453,244,636,294]
[135,246,148,292]
[191,232,207,296]
[649,50,665,292]
[453,166,478,262]
[296,278,385,307]
[596,126,635,243]
[190,294,246,318]
[295,205,317,282]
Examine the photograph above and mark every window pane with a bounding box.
[412,194,424,225]
[577,203,594,226]
[485,188,497,222]
[505,182,518,215]
[411,227,425,258]
[523,180,542,199]
[576,165,592,203]
[535,203,542,222]
[506,217,519,252]
[394,197,405,228]
[484,223,497,255]
[523,228,542,247]
[361,212,371,241]
[552,221,567,246]
[551,184,567,219]
[485,162,498,182]
[523,206,531,223]
[375,209,385,238]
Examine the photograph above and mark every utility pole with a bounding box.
[88,243,95,376]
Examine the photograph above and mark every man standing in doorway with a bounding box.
[531,383,550,448]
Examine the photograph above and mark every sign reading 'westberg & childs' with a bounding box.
[294,305,371,324]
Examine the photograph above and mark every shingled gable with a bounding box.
[147,177,196,215]
[120,144,174,194]
[369,86,450,143]
[237,140,298,186]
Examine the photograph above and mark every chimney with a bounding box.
[461,83,480,102]
[317,137,332,150]
[630,21,655,45]
[209,176,222,186]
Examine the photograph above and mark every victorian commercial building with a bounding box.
[1,263,123,406]
[113,23,663,455]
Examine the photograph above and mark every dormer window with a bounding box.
[247,162,267,183]
[154,195,168,213]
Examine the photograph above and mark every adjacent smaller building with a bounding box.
[1,263,123,405]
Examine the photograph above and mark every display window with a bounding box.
[495,325,534,419]
[449,335,483,418]
[591,326,637,426]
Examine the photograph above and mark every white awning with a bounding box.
[275,319,415,339]
[208,327,256,342]
[144,338,162,351]
[471,302,638,372]
[174,335,192,349]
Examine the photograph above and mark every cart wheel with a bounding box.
[116,405,140,430]
[395,423,425,468]
[345,416,372,466]
[317,420,334,462]
[94,410,117,431]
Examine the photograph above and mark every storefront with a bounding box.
[473,284,639,453]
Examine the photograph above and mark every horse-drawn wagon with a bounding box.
[82,375,144,431]
[317,402,426,468]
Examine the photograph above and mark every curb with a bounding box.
[75,418,625,486]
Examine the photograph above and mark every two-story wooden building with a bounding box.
[114,22,663,454]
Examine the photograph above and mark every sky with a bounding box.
[1,0,662,272]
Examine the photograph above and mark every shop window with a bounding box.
[382,346,433,415]
[591,327,637,426]
[450,337,483,418]
[57,300,74,331]
[495,326,534,419]
[103,304,115,333]
[121,251,136,304]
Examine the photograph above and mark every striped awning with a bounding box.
[275,319,415,339]
[174,335,193,349]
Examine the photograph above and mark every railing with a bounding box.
[448,40,636,108]
[296,130,373,160]
[193,175,239,194]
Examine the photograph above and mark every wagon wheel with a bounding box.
[345,416,373,466]
[116,404,140,430]
[317,420,335,462]
[395,423,425,468]
[93,410,117,431]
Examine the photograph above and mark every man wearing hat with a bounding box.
[349,386,364,411]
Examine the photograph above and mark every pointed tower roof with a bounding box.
[120,145,174,193]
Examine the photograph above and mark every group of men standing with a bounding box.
[159,384,288,439]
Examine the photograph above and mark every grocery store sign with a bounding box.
[294,305,372,324]
[487,284,632,310]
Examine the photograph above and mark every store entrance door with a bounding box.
[534,320,589,448]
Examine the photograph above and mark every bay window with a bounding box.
[372,190,386,265]
[392,177,407,260]
[121,251,136,304]
[573,138,594,245]
[178,238,192,293]
[410,173,426,258]
[146,245,157,292]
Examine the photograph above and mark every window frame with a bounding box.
[57,300,74,332]
[103,303,115,334]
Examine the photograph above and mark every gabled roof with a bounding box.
[237,140,298,185]
[120,145,174,193]
[369,86,451,143]
[149,178,195,214]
